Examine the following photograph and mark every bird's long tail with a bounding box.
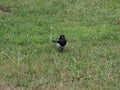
[52,40,57,43]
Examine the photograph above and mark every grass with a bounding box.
[0,0,120,90]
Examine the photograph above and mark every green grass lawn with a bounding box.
[0,0,120,90]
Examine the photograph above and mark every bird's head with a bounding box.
[59,35,65,40]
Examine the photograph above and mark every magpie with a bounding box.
[53,35,67,51]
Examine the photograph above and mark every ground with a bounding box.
[0,0,120,90]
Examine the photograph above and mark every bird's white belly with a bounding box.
[56,43,61,48]
[56,43,63,50]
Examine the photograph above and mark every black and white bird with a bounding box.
[53,35,67,51]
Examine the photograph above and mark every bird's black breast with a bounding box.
[58,39,67,46]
